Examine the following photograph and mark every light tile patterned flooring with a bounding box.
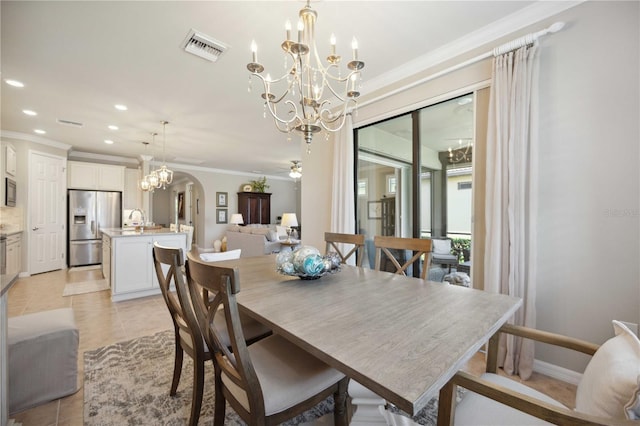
[7,268,576,425]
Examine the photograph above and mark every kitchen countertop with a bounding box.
[101,227,187,238]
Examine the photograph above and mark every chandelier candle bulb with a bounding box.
[285,20,291,41]
[351,37,358,61]
[330,34,336,55]
[251,40,258,63]
[297,20,304,43]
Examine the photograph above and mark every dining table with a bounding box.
[189,253,522,422]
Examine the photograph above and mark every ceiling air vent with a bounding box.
[182,29,228,63]
[57,119,83,128]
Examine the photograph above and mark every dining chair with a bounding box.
[324,232,365,266]
[438,321,640,425]
[373,235,432,279]
[180,224,194,251]
[152,243,270,426]
[185,259,350,426]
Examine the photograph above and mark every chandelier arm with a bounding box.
[318,100,356,131]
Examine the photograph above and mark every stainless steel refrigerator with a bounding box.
[68,190,121,267]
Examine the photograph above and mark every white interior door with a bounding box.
[29,151,66,275]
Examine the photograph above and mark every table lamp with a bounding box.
[280,213,298,243]
[230,213,244,230]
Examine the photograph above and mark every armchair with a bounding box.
[431,238,458,273]
[438,321,640,425]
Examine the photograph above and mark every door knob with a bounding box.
[32,227,39,231]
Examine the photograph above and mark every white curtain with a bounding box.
[484,44,539,380]
[330,114,356,265]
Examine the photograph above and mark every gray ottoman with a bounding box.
[8,308,79,413]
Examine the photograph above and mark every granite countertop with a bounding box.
[0,225,23,237]
[101,227,187,238]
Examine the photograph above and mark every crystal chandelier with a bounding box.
[289,160,302,179]
[448,138,473,164]
[154,121,173,189]
[247,0,364,152]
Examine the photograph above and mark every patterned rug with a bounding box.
[84,330,446,425]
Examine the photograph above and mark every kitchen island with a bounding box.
[101,228,188,301]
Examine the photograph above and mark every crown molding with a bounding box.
[0,130,72,151]
[68,150,139,166]
[364,1,584,95]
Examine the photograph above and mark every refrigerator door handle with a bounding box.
[90,220,95,234]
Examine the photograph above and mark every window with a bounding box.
[386,175,397,195]
[357,179,368,196]
[458,181,472,190]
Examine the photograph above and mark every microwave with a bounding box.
[5,178,16,207]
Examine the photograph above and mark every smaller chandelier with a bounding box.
[448,138,473,164]
[247,0,364,151]
[153,120,173,189]
[289,160,302,179]
[139,140,154,193]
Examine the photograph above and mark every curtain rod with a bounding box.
[355,22,565,111]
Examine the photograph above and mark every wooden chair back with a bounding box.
[152,243,206,359]
[324,232,365,266]
[373,235,432,279]
[185,259,266,419]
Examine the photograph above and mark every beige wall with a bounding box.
[303,1,640,374]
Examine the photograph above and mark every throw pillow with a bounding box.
[432,239,451,255]
[575,320,640,420]
[626,378,640,420]
[276,225,288,239]
[267,230,278,242]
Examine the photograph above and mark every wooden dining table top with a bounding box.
[190,253,522,416]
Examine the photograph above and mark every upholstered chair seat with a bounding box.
[221,334,347,416]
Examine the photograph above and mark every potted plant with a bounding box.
[249,176,269,193]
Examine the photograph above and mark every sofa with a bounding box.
[225,224,287,257]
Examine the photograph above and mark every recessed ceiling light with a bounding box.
[34,129,46,135]
[108,125,119,130]
[22,109,37,116]
[104,139,114,145]
[114,104,128,111]
[5,79,24,88]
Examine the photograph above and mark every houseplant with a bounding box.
[249,176,269,193]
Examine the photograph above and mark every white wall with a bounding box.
[534,1,639,371]
[304,1,639,373]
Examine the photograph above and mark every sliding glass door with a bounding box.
[356,93,476,276]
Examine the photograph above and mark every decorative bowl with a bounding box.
[276,247,341,280]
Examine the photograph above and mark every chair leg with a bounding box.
[213,368,226,426]
[188,357,205,426]
[171,333,184,396]
[333,377,350,426]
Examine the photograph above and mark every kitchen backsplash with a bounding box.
[0,206,24,232]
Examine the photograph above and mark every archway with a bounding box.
[150,171,206,248]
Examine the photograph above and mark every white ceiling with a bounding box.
[1,1,543,178]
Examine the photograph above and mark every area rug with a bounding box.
[84,330,447,425]
[63,279,110,296]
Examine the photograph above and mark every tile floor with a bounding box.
[7,267,576,425]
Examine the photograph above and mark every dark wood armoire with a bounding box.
[237,192,271,224]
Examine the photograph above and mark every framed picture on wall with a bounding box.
[216,192,228,207]
[178,192,185,219]
[216,209,228,224]
[368,201,382,219]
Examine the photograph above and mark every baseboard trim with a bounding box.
[533,359,582,386]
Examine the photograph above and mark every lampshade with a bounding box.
[281,213,298,228]
[230,213,244,225]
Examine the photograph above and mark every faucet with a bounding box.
[128,209,146,232]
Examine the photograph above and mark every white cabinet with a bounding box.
[110,233,186,301]
[68,161,125,191]
[123,168,141,210]
[6,233,22,278]
[5,145,16,177]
